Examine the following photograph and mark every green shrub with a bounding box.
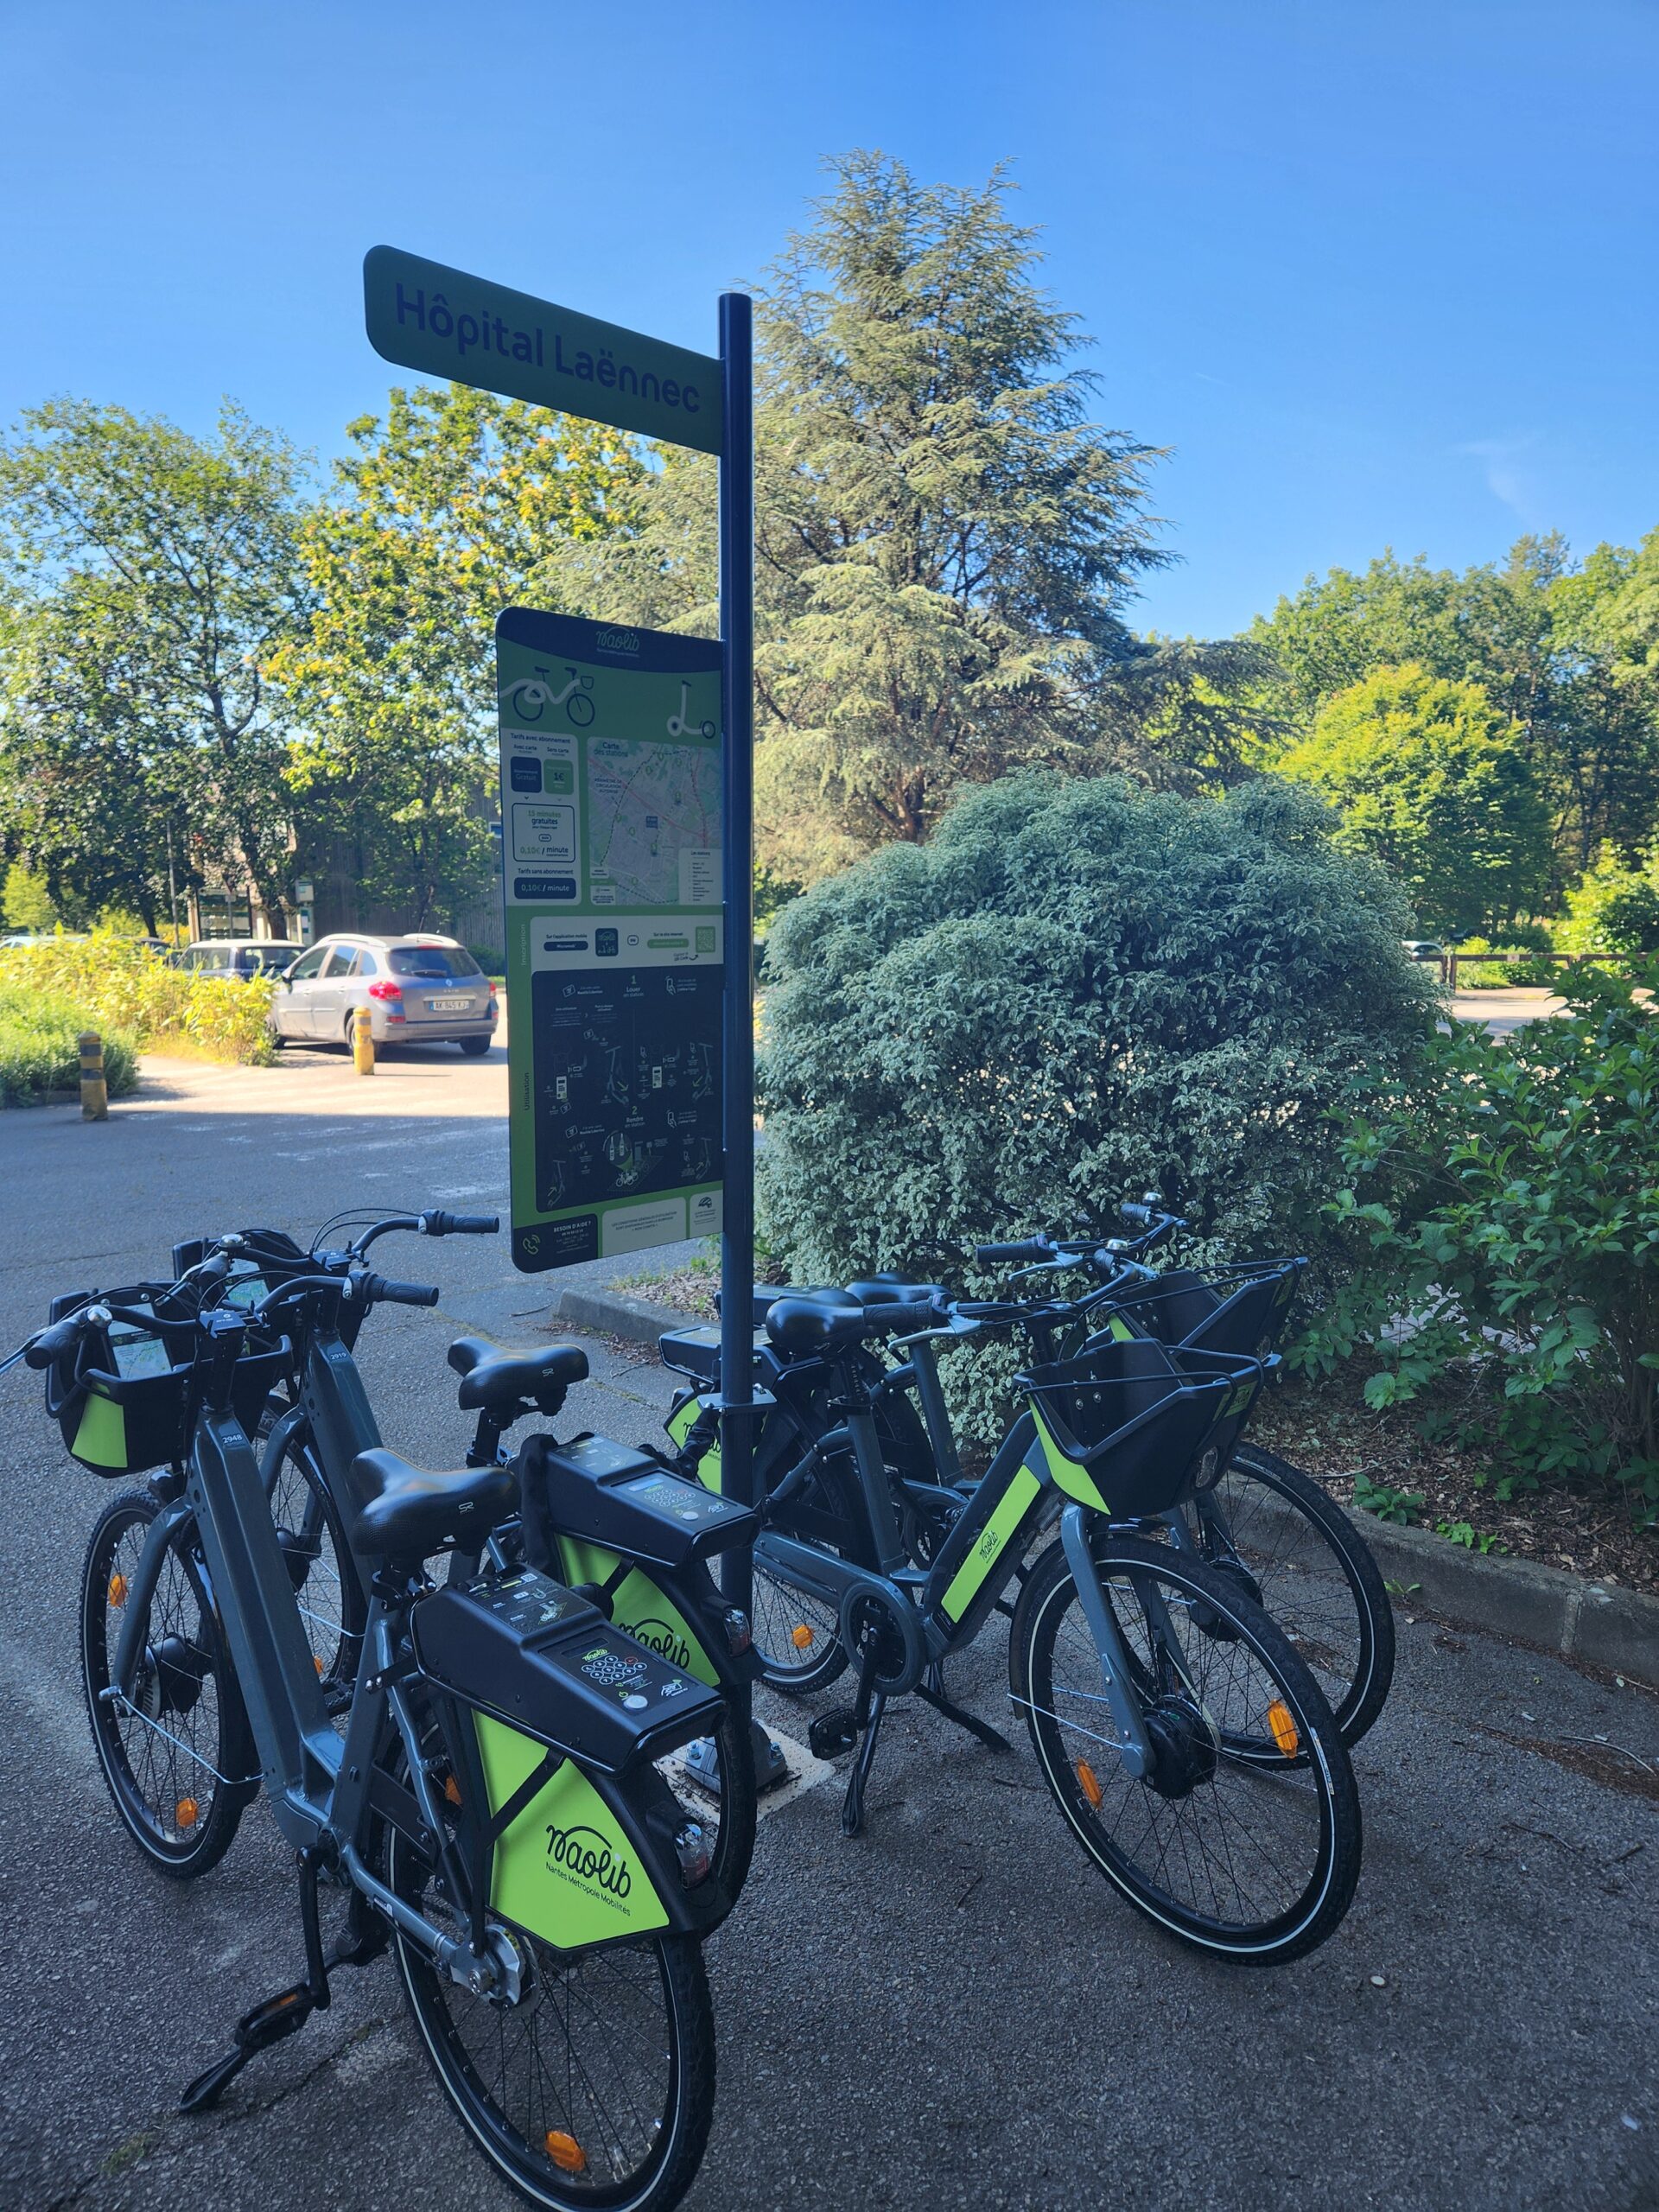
[1554,842,1659,960]
[757,771,1438,1443]
[1452,927,1554,987]
[0,930,275,1065]
[467,944,506,976]
[1297,966,1659,1518]
[0,985,138,1105]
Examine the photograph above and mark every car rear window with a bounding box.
[239,947,300,975]
[388,945,480,980]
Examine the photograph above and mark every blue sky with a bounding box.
[3,0,1655,638]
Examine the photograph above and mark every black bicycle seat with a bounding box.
[346,1447,518,1561]
[764,1297,916,1359]
[447,1336,589,1416]
[843,1281,946,1311]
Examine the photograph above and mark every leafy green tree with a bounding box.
[1,858,56,931]
[1253,537,1659,883]
[558,153,1248,880]
[0,401,308,931]
[1554,840,1659,957]
[757,769,1434,1441]
[1276,665,1552,937]
[273,384,639,927]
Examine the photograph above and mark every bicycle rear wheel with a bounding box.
[386,1764,715,2210]
[1010,1531,1362,1963]
[1189,1445,1395,1748]
[79,1488,256,1878]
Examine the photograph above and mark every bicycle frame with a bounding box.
[747,1353,1156,1770]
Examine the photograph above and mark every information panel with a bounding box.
[498,609,723,1273]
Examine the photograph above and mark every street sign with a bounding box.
[498,609,724,1274]
[364,245,722,456]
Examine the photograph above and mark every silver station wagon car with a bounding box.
[270,932,499,1054]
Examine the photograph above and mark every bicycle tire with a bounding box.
[80,1488,256,1878]
[1198,1443,1395,1748]
[751,1541,849,1696]
[1010,1531,1362,1963]
[385,1737,715,2211]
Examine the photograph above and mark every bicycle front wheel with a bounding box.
[1190,1445,1395,1748]
[80,1488,256,1878]
[1010,1532,1362,1964]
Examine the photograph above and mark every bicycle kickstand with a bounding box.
[916,1661,1012,1755]
[179,1847,387,2116]
[840,1649,887,1839]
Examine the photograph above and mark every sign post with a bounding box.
[363,244,757,1551]
[716,292,756,1610]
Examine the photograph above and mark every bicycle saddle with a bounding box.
[447,1335,589,1416]
[346,1447,518,1562]
[764,1297,916,1358]
[843,1280,946,1312]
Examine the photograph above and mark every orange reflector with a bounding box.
[1268,1700,1300,1757]
[545,2131,587,2174]
[443,1773,462,1807]
[313,1654,325,1675]
[1075,1759,1103,1809]
[175,1797,200,1829]
[108,1573,128,1607]
[791,1624,814,1649]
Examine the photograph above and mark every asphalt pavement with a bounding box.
[1,1035,1656,2212]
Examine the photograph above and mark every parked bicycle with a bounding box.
[670,1280,1363,1961]
[664,1198,1394,1753]
[16,1257,735,2211]
[168,1209,764,1914]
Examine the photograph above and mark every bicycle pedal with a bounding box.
[178,1983,314,2114]
[808,1708,860,1759]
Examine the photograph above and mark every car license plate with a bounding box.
[428,995,470,1012]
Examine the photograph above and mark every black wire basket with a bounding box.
[1017,1338,1268,1516]
[46,1292,289,1478]
[1094,1258,1307,1362]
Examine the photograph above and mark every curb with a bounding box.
[1351,1512,1659,1688]
[549,1282,1659,1690]
[553,1284,700,1346]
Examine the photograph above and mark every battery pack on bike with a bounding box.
[515,1435,758,1573]
[413,1566,726,1773]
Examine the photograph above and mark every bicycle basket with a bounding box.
[1017,1338,1266,1517]
[1102,1259,1306,1361]
[46,1294,289,1477]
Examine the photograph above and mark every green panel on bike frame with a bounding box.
[938,1465,1042,1625]
[554,1537,719,1687]
[474,1713,670,1950]
[1031,1408,1111,1512]
[73,1391,127,1470]
[665,1396,721,1494]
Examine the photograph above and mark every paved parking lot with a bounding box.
[1,1044,1656,2211]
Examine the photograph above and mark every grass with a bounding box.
[0,984,139,1106]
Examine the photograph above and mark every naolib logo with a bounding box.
[545,1821,632,1901]
[595,626,639,655]
[626,1615,695,1672]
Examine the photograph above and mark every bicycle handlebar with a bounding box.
[360,1274,442,1308]
[424,1211,499,1236]
[973,1237,1054,1267]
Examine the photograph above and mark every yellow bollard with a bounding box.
[78,1031,109,1120]
[352,1003,376,1076]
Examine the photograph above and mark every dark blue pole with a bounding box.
[717,290,755,1615]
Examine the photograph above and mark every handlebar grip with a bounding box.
[974,1237,1052,1266]
[25,1313,91,1369]
[1118,1202,1153,1225]
[364,1275,442,1307]
[442,1213,499,1236]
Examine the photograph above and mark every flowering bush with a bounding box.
[1297,966,1659,1518]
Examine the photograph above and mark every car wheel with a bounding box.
[457,1036,491,1058]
